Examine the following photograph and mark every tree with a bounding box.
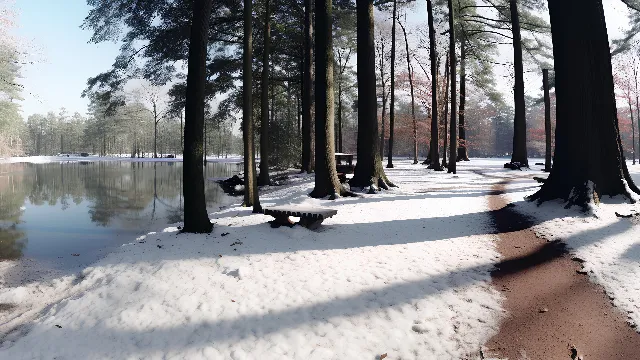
[301,0,314,173]
[398,17,418,164]
[530,0,640,207]
[182,0,214,233]
[453,0,551,166]
[457,33,469,162]
[635,59,640,165]
[426,0,442,170]
[447,0,457,174]
[387,0,398,169]
[376,23,391,159]
[507,0,527,166]
[334,3,356,154]
[349,0,394,191]
[243,0,261,211]
[310,0,350,198]
[0,43,23,157]
[542,68,552,172]
[258,0,272,186]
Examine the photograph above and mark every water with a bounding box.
[0,161,241,274]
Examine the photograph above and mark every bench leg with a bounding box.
[298,217,324,230]
[270,214,295,228]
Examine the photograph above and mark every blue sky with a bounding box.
[15,0,120,118]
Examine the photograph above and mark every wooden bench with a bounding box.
[263,205,338,230]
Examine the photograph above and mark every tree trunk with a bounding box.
[442,53,450,168]
[338,81,343,153]
[379,40,387,159]
[204,119,207,162]
[259,0,271,186]
[543,68,552,172]
[60,133,64,154]
[509,0,528,167]
[350,0,394,191]
[182,0,213,233]
[180,109,183,155]
[398,19,418,164]
[301,0,314,173]
[629,97,636,165]
[457,37,469,162]
[153,102,158,159]
[310,0,351,198]
[427,0,442,170]
[387,0,397,169]
[243,0,261,212]
[530,0,640,208]
[447,0,457,174]
[634,64,639,166]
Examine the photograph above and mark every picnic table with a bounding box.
[263,205,338,230]
[335,153,355,179]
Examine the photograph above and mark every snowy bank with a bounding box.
[0,160,505,359]
[493,160,640,331]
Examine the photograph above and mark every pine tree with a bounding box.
[349,0,395,191]
[530,0,640,207]
[183,0,214,233]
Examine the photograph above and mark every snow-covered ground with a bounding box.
[0,160,506,360]
[1,155,243,164]
[498,160,640,331]
[2,158,640,359]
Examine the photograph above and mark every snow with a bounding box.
[485,159,640,331]
[0,160,505,360]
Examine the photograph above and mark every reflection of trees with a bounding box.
[0,225,26,260]
[0,161,242,229]
[0,164,27,259]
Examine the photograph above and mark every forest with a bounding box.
[3,0,640,359]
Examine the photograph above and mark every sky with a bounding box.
[14,0,120,118]
[11,0,634,120]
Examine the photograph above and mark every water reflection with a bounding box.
[0,161,240,267]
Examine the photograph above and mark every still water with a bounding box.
[0,161,241,273]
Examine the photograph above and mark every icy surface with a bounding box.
[0,160,506,359]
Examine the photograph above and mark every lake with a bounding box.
[0,160,241,278]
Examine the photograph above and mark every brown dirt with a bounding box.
[483,180,640,360]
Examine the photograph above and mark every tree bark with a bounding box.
[634,63,639,166]
[399,19,418,165]
[629,97,636,165]
[447,0,457,174]
[153,101,158,159]
[543,68,552,172]
[182,0,213,233]
[379,39,387,159]
[442,53,450,168]
[259,0,271,186]
[309,0,352,198]
[243,0,261,212]
[387,0,397,169]
[301,0,314,173]
[457,36,469,162]
[509,0,528,167]
[530,0,640,208]
[338,81,343,153]
[350,0,394,191]
[427,0,442,170]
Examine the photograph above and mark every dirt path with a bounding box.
[483,178,640,359]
